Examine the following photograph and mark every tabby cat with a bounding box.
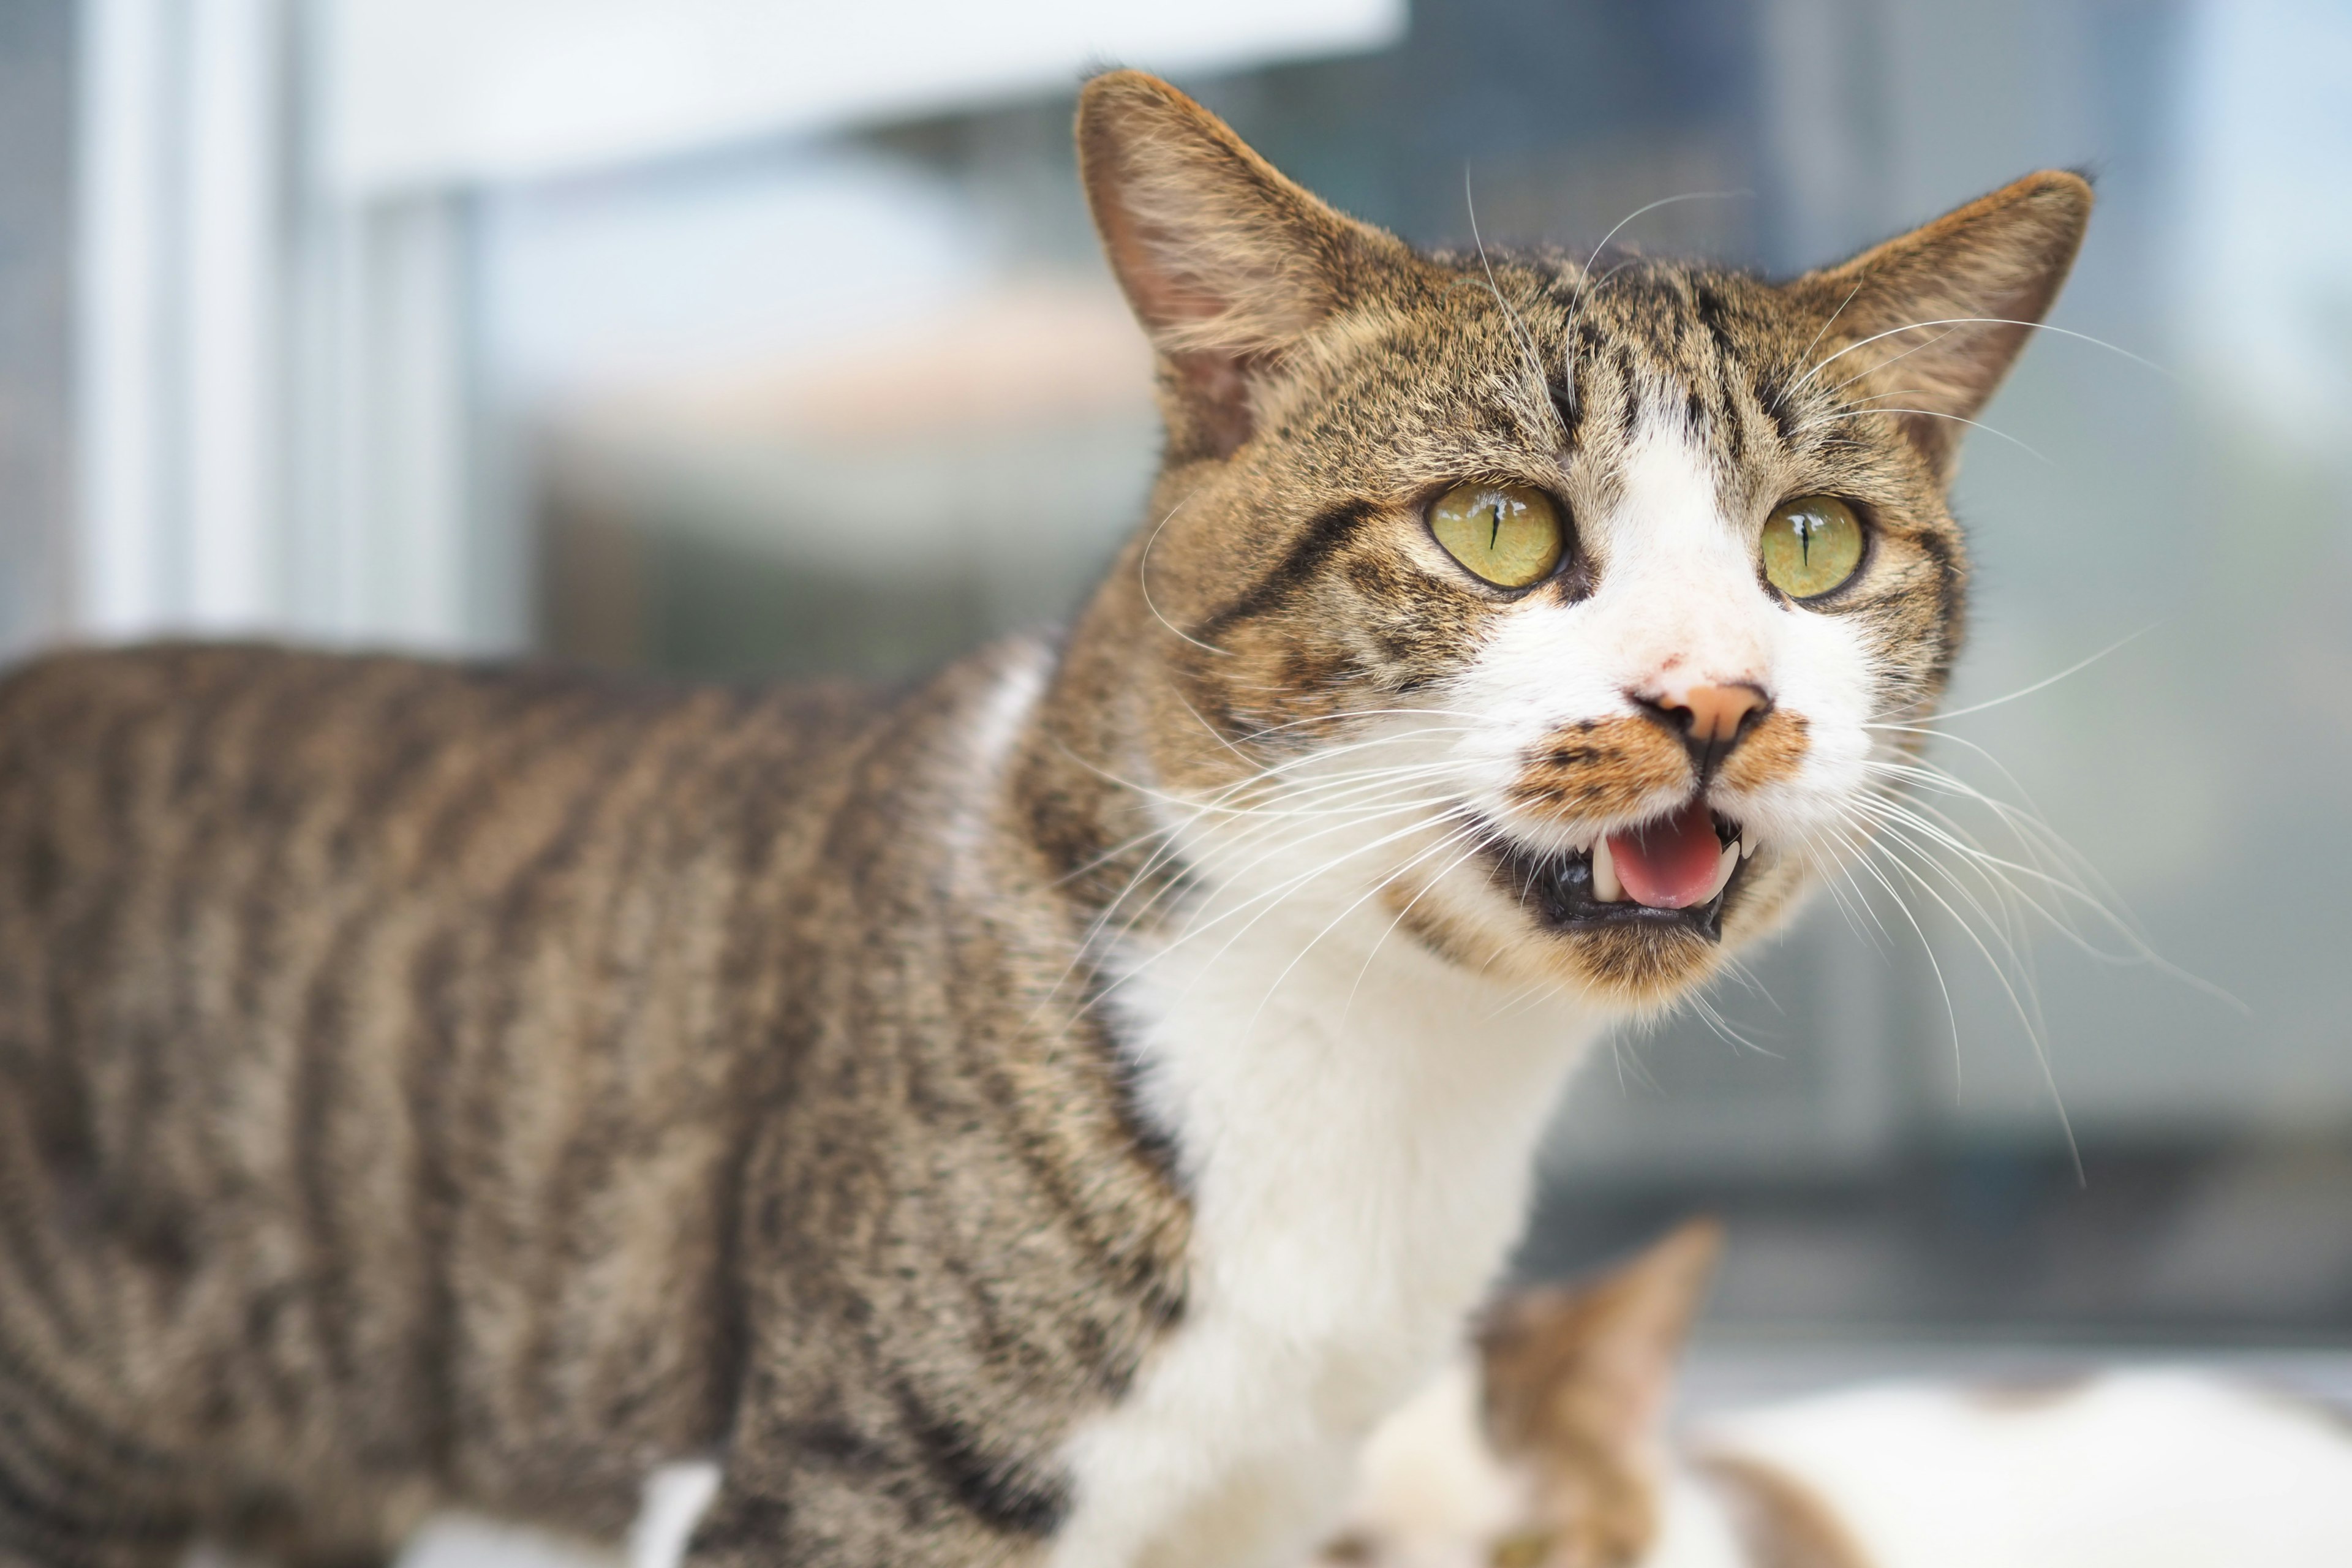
[1324,1223,2352,1568]
[0,70,2087,1568]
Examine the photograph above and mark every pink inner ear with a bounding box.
[1120,242,1227,331]
[1096,206,1261,456]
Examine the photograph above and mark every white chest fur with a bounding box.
[1047,866,1602,1568]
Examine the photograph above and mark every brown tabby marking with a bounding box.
[1510,720,1693,827]
[1715,712,1811,794]
[0,645,1185,1568]
[1506,706,1809,826]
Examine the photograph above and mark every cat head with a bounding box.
[1319,1221,1722,1568]
[1049,71,2090,1009]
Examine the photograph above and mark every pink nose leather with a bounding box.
[1668,684,1765,746]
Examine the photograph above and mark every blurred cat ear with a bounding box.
[1797,171,2093,480]
[1077,70,1409,461]
[1477,1218,1723,1464]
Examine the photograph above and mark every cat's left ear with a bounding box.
[1798,170,2093,481]
[1077,70,1412,461]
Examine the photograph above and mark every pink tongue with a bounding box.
[1608,801,1723,909]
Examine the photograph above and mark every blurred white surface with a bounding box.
[70,0,1403,656]
[322,0,1408,196]
[394,1516,616,1568]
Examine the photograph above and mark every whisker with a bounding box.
[1086,783,1477,962]
[1868,626,2154,724]
[1776,276,1868,413]
[1339,827,1504,1031]
[1562,190,1751,401]
[1785,315,2171,408]
[1144,807,1482,1007]
[1815,820,1966,1087]
[1681,989,1776,1057]
[1136,493,1230,657]
[1800,404,2051,464]
[1910,865,2077,1177]
[1240,818,1492,1042]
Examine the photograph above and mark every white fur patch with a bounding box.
[630,1461,723,1568]
[1325,1360,1537,1568]
[1642,1472,1753,1568]
[963,639,1053,794]
[391,1517,621,1568]
[373,1462,716,1568]
[1047,810,1605,1567]
[1694,1370,2352,1568]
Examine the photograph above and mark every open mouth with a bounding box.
[1486,797,1756,941]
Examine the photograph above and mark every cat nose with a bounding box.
[1630,682,1770,778]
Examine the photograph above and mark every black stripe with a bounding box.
[1691,281,1739,358]
[1188,500,1377,646]
[1713,352,1747,464]
[687,1490,794,1556]
[1615,347,1643,444]
[292,938,356,1396]
[945,979,1187,1367]
[1690,287,1748,461]
[404,927,466,1474]
[776,1417,892,1472]
[1752,368,1802,447]
[1549,319,1585,451]
[0,1368,192,1549]
[1548,375,1580,453]
[1910,527,1967,685]
[162,655,255,807]
[892,1380,1069,1537]
[0,1340,181,1480]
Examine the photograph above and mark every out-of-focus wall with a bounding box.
[0,0,75,657]
[62,0,1403,656]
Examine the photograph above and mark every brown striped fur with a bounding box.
[0,645,1185,1567]
[0,72,2086,1568]
[1509,719,1697,828]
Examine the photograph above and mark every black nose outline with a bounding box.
[1628,685,1772,781]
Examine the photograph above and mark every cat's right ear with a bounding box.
[1795,170,2093,482]
[1077,70,1407,461]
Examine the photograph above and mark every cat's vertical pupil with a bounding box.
[1430,483,1566,589]
[1760,496,1864,599]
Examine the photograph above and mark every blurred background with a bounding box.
[2,0,2349,1376]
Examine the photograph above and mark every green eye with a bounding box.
[1430,483,1565,589]
[1761,496,1866,599]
